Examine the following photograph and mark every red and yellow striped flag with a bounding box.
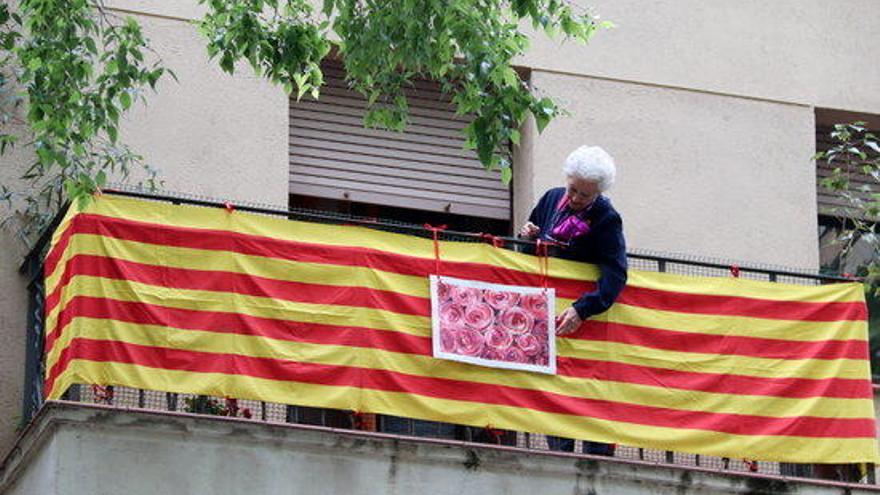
[43,195,878,463]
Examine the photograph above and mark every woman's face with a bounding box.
[565,176,601,211]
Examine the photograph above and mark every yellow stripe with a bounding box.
[45,277,869,382]
[598,303,867,342]
[50,317,876,420]
[75,195,864,303]
[627,269,865,304]
[561,337,870,381]
[55,359,880,463]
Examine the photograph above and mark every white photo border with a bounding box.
[429,275,557,375]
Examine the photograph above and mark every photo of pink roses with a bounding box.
[430,275,557,375]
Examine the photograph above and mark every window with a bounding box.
[289,60,511,235]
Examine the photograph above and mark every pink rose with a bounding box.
[451,286,481,308]
[515,334,542,356]
[531,320,549,339]
[521,293,548,316]
[503,346,528,363]
[440,303,465,327]
[463,302,494,330]
[532,343,550,366]
[440,328,459,352]
[485,326,513,350]
[457,328,485,356]
[483,290,521,311]
[480,347,504,361]
[531,353,549,366]
[499,307,534,335]
[437,281,452,303]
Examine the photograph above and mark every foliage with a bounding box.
[0,4,21,156]
[816,122,880,293]
[198,0,610,184]
[0,0,168,245]
[1,0,608,245]
[184,396,253,418]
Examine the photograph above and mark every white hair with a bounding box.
[562,145,616,192]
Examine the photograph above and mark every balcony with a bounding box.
[3,188,878,494]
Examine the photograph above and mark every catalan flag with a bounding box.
[43,195,878,463]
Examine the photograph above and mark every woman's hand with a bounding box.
[555,307,583,336]
[519,221,540,238]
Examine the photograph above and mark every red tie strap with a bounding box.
[479,233,505,248]
[424,224,447,277]
[484,424,504,445]
[536,239,551,290]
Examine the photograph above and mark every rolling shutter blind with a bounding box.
[289,62,510,220]
[816,128,878,221]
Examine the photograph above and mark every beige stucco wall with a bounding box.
[0,126,31,457]
[116,13,289,207]
[521,0,880,115]
[517,71,820,269]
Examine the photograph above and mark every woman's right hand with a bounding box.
[519,221,540,238]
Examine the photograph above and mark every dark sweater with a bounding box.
[527,187,628,320]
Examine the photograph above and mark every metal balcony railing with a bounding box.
[18,187,873,486]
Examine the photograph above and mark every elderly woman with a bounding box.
[520,145,627,455]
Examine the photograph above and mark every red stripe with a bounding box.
[618,286,867,324]
[43,253,868,363]
[55,213,867,322]
[47,338,877,439]
[576,320,869,361]
[44,254,429,318]
[557,357,873,400]
[44,223,75,279]
[46,296,872,400]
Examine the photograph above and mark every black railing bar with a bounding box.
[21,188,859,284]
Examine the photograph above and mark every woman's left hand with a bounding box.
[555,307,583,336]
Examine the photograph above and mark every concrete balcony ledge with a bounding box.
[1,401,877,495]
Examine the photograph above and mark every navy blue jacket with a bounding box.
[528,187,628,319]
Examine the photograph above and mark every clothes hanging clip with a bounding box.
[223,201,235,213]
[729,265,740,278]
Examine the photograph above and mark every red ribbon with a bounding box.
[536,239,550,290]
[424,224,447,277]
[485,424,504,445]
[743,459,759,472]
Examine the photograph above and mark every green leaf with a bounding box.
[509,129,521,146]
[501,165,512,184]
[119,92,132,110]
